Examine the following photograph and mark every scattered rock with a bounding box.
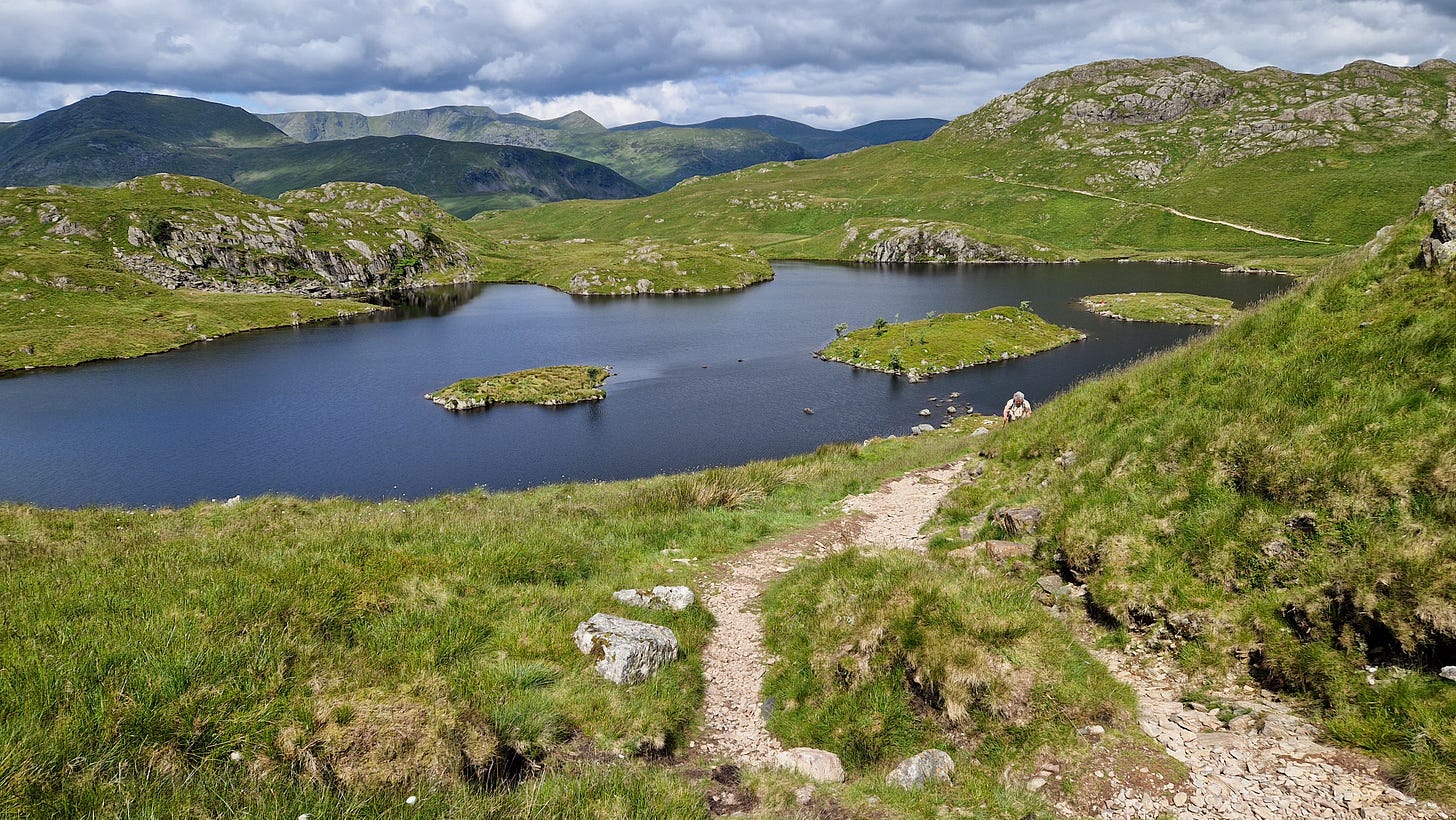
[1035,574,1086,603]
[802,407,814,415]
[572,613,680,685]
[612,585,695,612]
[886,749,955,789]
[996,506,1043,537]
[1054,450,1077,468]
[918,408,932,416]
[1077,724,1106,741]
[1440,665,1456,683]
[976,539,1033,560]
[775,748,844,783]
[912,423,936,435]
[970,427,990,438]
[794,784,815,805]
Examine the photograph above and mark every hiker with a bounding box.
[1003,391,1032,422]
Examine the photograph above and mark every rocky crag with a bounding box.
[15,175,474,297]
[950,56,1456,189]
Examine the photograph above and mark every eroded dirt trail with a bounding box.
[692,460,967,765]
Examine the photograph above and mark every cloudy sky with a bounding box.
[1,0,1453,128]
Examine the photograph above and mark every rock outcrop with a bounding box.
[858,224,1038,264]
[112,179,469,296]
[1417,182,1456,270]
[572,613,680,685]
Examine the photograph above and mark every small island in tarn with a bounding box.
[427,365,611,410]
[817,307,1084,380]
[1079,292,1237,326]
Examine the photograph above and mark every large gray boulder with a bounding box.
[572,613,679,685]
[1440,665,1456,683]
[775,747,845,783]
[886,749,955,789]
[612,585,695,612]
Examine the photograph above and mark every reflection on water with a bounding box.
[0,261,1292,508]
[361,282,488,319]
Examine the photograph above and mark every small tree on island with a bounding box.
[834,322,849,338]
[873,317,889,336]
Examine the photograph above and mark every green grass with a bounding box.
[818,307,1084,379]
[427,365,611,409]
[758,548,1157,817]
[477,236,773,295]
[0,177,480,373]
[0,433,978,815]
[932,202,1456,801]
[1079,292,1238,325]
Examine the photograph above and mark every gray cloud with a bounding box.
[0,0,1452,126]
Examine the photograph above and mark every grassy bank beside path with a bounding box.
[0,431,973,816]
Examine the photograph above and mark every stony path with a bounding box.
[1057,651,1451,820]
[692,460,967,765]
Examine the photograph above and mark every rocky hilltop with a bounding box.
[14,175,474,297]
[949,56,1456,188]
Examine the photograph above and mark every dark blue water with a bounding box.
[0,261,1290,507]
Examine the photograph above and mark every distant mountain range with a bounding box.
[260,108,948,192]
[0,92,644,216]
[0,92,947,217]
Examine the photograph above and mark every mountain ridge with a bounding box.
[0,92,646,216]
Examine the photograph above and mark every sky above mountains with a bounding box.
[2,0,1454,128]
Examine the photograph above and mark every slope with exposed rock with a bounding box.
[477,57,1456,273]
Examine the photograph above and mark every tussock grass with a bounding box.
[762,549,1134,767]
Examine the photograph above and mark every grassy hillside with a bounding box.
[0,93,646,217]
[0,174,780,371]
[936,184,1456,799]
[476,57,1456,274]
[0,176,485,372]
[0,429,983,816]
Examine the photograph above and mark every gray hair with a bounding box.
[1014,391,1025,399]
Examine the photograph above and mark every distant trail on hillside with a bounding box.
[980,172,1337,245]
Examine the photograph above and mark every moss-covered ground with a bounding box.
[1079,292,1239,325]
[817,307,1084,379]
[427,365,611,409]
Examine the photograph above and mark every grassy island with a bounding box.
[1079,292,1238,325]
[817,307,1084,380]
[427,364,611,410]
